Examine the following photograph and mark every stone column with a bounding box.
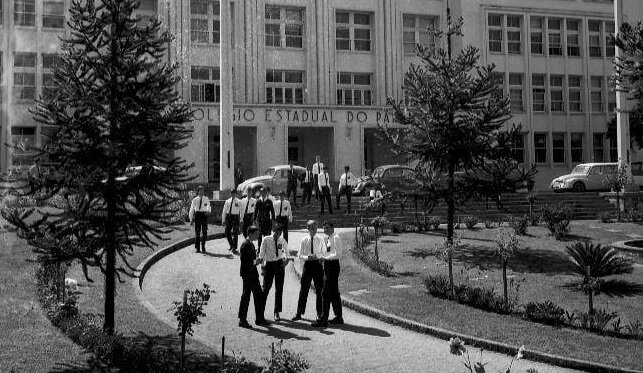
[220,0,235,191]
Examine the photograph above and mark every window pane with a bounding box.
[353,74,371,85]
[488,14,502,27]
[403,15,415,28]
[354,14,370,25]
[336,12,349,24]
[265,5,280,19]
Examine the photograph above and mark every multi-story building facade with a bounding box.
[0,0,638,188]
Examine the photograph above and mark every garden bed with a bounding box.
[338,221,643,371]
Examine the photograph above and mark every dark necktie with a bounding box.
[344,174,347,188]
[275,238,278,257]
[310,236,314,255]
[228,198,233,215]
[244,198,250,216]
[199,196,203,210]
[279,201,283,217]
[327,237,331,252]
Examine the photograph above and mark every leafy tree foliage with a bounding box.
[3,0,194,334]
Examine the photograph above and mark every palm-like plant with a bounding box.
[565,242,638,315]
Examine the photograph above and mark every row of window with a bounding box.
[493,72,615,114]
[532,132,617,164]
[9,52,60,100]
[488,14,615,58]
[8,0,65,28]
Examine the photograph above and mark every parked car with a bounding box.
[352,165,422,196]
[237,165,307,197]
[550,163,618,192]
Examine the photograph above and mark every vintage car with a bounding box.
[237,165,307,197]
[352,165,422,196]
[550,163,618,192]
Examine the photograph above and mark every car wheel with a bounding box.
[572,182,586,192]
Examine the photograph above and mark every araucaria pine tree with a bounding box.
[9,0,194,334]
[382,10,533,295]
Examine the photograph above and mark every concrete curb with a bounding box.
[291,254,642,373]
[612,240,643,255]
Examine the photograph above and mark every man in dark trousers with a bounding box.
[286,160,299,206]
[273,191,293,242]
[254,187,275,249]
[238,226,270,328]
[317,166,333,215]
[336,165,356,214]
[300,165,313,205]
[239,191,257,239]
[292,220,324,323]
[312,221,344,327]
[222,188,241,253]
[188,186,211,253]
[258,224,290,321]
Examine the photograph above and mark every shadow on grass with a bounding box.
[452,245,575,275]
[558,234,593,242]
[561,279,643,297]
[395,271,419,277]
[381,239,400,244]
[404,248,437,259]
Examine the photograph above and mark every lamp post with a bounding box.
[219,0,234,192]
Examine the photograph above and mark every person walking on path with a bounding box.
[312,221,344,328]
[189,186,211,253]
[258,225,291,322]
[222,189,241,253]
[286,160,299,206]
[292,220,325,323]
[300,165,313,205]
[240,192,257,239]
[317,166,333,215]
[311,156,324,201]
[254,187,275,249]
[336,165,356,214]
[238,226,270,328]
[273,191,293,242]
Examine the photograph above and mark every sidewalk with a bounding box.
[140,229,581,373]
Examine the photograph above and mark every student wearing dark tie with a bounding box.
[336,165,356,213]
[312,221,344,327]
[292,220,325,323]
[258,224,291,321]
[286,160,299,206]
[238,226,270,328]
[253,187,275,249]
[240,192,257,238]
[222,189,241,253]
[317,166,333,215]
[311,155,324,201]
[273,191,293,242]
[188,186,211,253]
[300,165,313,205]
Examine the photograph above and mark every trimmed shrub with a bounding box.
[264,341,309,373]
[523,301,566,326]
[483,220,496,229]
[599,211,614,223]
[424,275,512,314]
[462,215,478,229]
[427,216,442,230]
[509,215,529,236]
[391,223,403,234]
[540,203,572,239]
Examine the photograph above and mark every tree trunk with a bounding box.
[374,228,379,263]
[616,193,621,222]
[447,165,456,297]
[587,265,594,315]
[503,260,508,306]
[104,175,117,335]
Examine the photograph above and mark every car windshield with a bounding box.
[264,168,276,177]
[571,165,590,175]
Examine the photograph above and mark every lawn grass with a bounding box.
[339,220,643,371]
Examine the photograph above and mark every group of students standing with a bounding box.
[238,220,344,329]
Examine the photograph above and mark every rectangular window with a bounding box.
[550,75,564,112]
[530,16,544,55]
[571,133,584,163]
[508,73,523,112]
[605,21,615,58]
[14,0,35,27]
[403,15,437,55]
[336,12,372,52]
[548,18,562,56]
[566,19,580,56]
[609,137,618,162]
[534,133,548,164]
[591,76,603,112]
[511,133,526,163]
[593,133,604,162]
[13,52,36,100]
[568,75,582,113]
[532,74,546,112]
[43,1,65,28]
[336,72,372,106]
[589,20,602,57]
[552,132,566,163]
[191,66,220,103]
[507,15,522,54]
[266,69,305,104]
[265,5,304,49]
[191,0,220,44]
[11,126,36,167]
[488,14,503,53]
[42,53,61,98]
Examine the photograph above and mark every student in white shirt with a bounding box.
[239,192,257,238]
[312,221,344,327]
[273,191,293,242]
[336,165,356,213]
[259,224,290,321]
[222,188,242,253]
[189,186,211,253]
[317,166,334,215]
[292,220,325,323]
[311,155,324,201]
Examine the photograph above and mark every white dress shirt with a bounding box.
[273,199,293,222]
[312,162,325,175]
[322,233,344,261]
[298,234,325,261]
[369,190,383,200]
[221,197,241,221]
[240,196,256,216]
[317,172,331,190]
[189,195,211,222]
[259,235,289,262]
[338,172,357,190]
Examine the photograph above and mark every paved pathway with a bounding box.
[140,229,581,373]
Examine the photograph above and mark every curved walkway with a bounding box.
[139,229,581,373]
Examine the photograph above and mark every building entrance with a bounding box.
[208,126,257,185]
[363,128,404,174]
[287,127,334,172]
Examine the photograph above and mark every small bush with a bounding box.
[599,211,614,223]
[576,309,619,332]
[427,216,441,230]
[483,220,496,229]
[264,341,309,373]
[391,223,403,234]
[528,211,541,226]
[540,203,572,239]
[509,215,529,236]
[462,215,478,229]
[625,320,643,337]
[424,275,512,314]
[351,242,394,276]
[523,301,566,326]
[625,209,643,223]
[424,275,451,298]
